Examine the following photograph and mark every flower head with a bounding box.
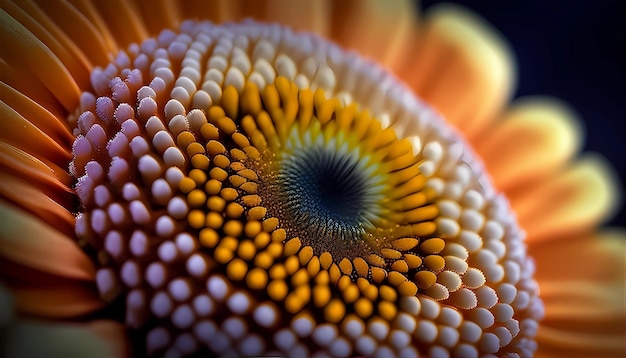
[0,1,623,357]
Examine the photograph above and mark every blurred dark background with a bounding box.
[420,0,625,228]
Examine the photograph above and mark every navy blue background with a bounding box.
[420,0,625,228]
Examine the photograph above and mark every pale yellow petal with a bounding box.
[475,97,581,192]
[512,155,620,242]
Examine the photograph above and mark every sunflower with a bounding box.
[0,1,623,357]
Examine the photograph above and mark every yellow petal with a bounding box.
[404,4,514,140]
[511,155,620,243]
[0,200,94,281]
[475,97,581,192]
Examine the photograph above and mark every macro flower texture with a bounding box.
[0,0,624,357]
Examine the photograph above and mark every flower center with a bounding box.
[69,19,542,357]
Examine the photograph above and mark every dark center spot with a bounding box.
[278,147,371,243]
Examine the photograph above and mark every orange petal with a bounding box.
[475,97,582,192]
[530,231,625,357]
[0,142,75,226]
[0,63,65,118]
[84,320,130,358]
[264,0,331,37]
[91,0,149,47]
[134,0,181,36]
[2,266,103,318]
[329,0,419,70]
[536,326,625,358]
[539,282,624,323]
[3,0,91,88]
[31,0,114,68]
[0,200,94,281]
[168,0,245,25]
[0,8,81,112]
[511,155,620,243]
[64,0,119,55]
[0,142,73,194]
[403,4,514,140]
[529,230,625,283]
[0,255,102,318]
[0,81,74,148]
[0,172,75,236]
[2,318,125,358]
[0,100,71,167]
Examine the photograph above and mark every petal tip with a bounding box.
[425,3,517,88]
